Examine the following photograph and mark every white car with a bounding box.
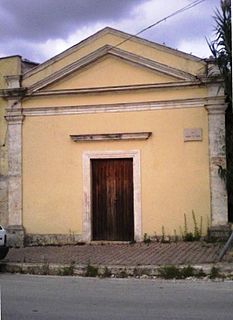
[0,225,7,245]
[0,225,9,260]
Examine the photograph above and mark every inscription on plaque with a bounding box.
[184,128,202,142]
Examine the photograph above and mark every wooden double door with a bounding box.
[91,158,134,241]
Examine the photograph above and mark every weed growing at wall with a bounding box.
[173,229,178,242]
[161,226,171,243]
[143,233,151,244]
[182,211,203,241]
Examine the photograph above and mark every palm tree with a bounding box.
[208,0,232,221]
[209,0,231,103]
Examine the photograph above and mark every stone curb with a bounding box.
[1,261,233,278]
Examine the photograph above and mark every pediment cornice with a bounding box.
[23,27,205,80]
[25,45,197,94]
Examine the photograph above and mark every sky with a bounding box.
[0,0,221,63]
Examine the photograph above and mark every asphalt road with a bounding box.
[1,274,233,320]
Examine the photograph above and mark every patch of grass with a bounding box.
[101,267,111,278]
[158,265,198,279]
[119,270,128,278]
[195,268,207,278]
[41,263,50,275]
[158,265,182,279]
[59,261,75,276]
[209,266,223,279]
[181,265,194,278]
[86,264,98,277]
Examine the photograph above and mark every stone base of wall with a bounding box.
[11,226,233,246]
[208,225,232,241]
[6,225,25,247]
[0,176,8,226]
[24,233,83,246]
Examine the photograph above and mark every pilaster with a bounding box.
[5,99,25,247]
[206,97,228,227]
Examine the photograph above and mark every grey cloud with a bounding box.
[142,1,219,51]
[0,38,46,63]
[0,0,145,41]
[0,0,220,61]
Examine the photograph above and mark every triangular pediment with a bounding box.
[43,54,181,91]
[26,45,197,93]
[23,27,206,94]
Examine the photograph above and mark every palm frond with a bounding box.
[208,0,232,104]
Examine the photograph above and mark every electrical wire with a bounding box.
[109,0,206,50]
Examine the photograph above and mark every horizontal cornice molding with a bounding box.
[23,97,210,117]
[205,98,228,114]
[70,132,152,142]
[3,88,27,98]
[27,80,203,97]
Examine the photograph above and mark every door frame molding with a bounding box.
[82,150,142,242]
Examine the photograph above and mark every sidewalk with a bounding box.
[1,241,233,277]
[6,241,231,265]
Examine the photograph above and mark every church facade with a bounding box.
[0,28,228,246]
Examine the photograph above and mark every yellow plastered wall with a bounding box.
[22,107,210,237]
[23,86,207,109]
[45,55,177,90]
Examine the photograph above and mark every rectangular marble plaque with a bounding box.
[184,128,202,141]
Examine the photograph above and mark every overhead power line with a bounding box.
[110,0,206,50]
